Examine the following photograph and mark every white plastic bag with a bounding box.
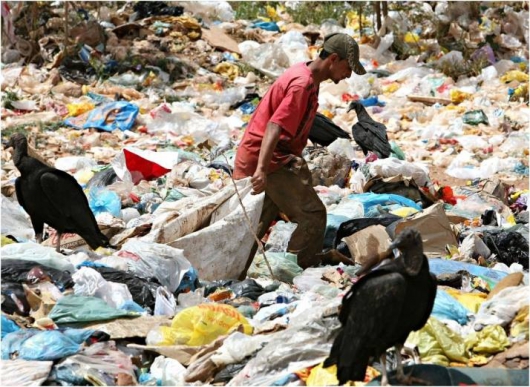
[120,240,191,293]
[474,285,529,330]
[72,267,133,309]
[154,287,177,317]
[265,221,298,253]
[327,138,355,160]
[150,356,187,386]
[1,242,75,272]
[1,195,35,241]
[369,158,430,187]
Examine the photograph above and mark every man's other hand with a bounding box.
[251,171,267,194]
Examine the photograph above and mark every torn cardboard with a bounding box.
[343,225,392,265]
[394,203,458,257]
[201,26,241,55]
[71,315,171,339]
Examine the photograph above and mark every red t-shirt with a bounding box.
[233,62,319,179]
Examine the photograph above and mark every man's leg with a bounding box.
[265,160,327,268]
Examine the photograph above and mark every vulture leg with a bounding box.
[379,353,390,386]
[56,232,62,253]
[395,343,431,386]
[35,233,43,244]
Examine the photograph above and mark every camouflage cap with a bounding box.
[322,33,366,75]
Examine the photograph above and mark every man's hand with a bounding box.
[251,170,267,194]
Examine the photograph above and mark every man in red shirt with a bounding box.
[234,33,366,277]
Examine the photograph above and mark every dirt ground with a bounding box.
[428,165,530,191]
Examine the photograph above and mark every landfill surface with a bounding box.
[1,1,529,386]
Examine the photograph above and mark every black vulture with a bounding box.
[309,112,351,146]
[4,133,110,252]
[348,101,392,158]
[324,229,437,385]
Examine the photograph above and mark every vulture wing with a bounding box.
[357,121,392,158]
[39,170,106,249]
[14,177,27,213]
[309,113,351,146]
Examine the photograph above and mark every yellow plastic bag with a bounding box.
[500,70,529,83]
[406,317,470,366]
[390,207,419,218]
[213,62,239,81]
[450,89,472,104]
[445,288,487,314]
[156,303,253,347]
[67,102,95,117]
[404,32,420,44]
[1,235,15,246]
[510,305,529,340]
[305,362,379,386]
[465,325,510,355]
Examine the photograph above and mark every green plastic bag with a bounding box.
[49,295,140,324]
[248,252,303,284]
[462,110,489,126]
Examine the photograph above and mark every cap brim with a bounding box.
[349,58,367,75]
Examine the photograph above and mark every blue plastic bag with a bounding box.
[2,329,38,359]
[176,267,199,294]
[360,96,386,107]
[348,193,422,214]
[18,330,82,361]
[431,289,469,325]
[88,188,121,217]
[119,300,147,314]
[251,21,280,31]
[64,101,139,132]
[1,315,20,338]
[428,258,508,286]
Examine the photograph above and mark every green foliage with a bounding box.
[230,1,353,26]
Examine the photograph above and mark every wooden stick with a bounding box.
[222,155,276,281]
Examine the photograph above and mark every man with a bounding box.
[234,33,366,277]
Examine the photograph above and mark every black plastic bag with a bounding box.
[481,230,529,269]
[1,281,31,316]
[1,259,74,290]
[92,267,160,312]
[133,1,184,18]
[85,168,119,190]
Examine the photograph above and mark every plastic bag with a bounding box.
[473,285,529,330]
[465,325,510,355]
[92,266,160,312]
[1,281,30,316]
[432,290,470,324]
[120,239,191,293]
[48,295,139,324]
[368,158,430,187]
[1,195,35,241]
[1,259,74,291]
[73,267,133,309]
[154,287,177,316]
[1,243,75,273]
[265,221,298,253]
[2,329,92,361]
[147,303,253,347]
[406,317,470,366]
[1,315,20,338]
[64,101,139,132]
[88,188,121,218]
[49,341,137,385]
[248,252,303,284]
[149,355,187,386]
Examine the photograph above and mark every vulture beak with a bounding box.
[355,245,395,277]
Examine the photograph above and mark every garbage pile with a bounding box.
[1,1,529,386]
